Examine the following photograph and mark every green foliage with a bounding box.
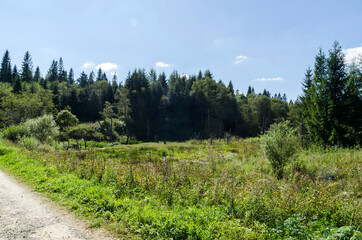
[302,42,362,146]
[1,124,30,141]
[19,136,40,150]
[24,114,59,143]
[0,89,54,125]
[55,109,79,130]
[65,123,105,142]
[261,121,299,179]
[0,139,360,239]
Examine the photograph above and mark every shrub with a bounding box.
[55,110,79,130]
[260,121,299,179]
[2,124,30,141]
[19,136,40,150]
[66,123,105,142]
[25,114,59,143]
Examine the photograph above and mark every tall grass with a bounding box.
[0,139,360,239]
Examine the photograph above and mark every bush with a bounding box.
[24,115,59,143]
[260,121,299,179]
[55,110,79,130]
[2,124,30,141]
[66,123,105,142]
[19,136,40,150]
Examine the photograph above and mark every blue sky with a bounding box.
[1,0,362,100]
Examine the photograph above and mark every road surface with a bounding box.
[0,169,114,240]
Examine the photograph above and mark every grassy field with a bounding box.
[0,138,361,239]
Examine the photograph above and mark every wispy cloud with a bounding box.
[155,61,170,68]
[82,61,95,69]
[234,55,248,64]
[253,77,283,82]
[343,45,362,64]
[96,62,118,71]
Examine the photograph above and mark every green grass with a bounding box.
[0,139,361,239]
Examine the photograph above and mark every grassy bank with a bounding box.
[0,139,361,239]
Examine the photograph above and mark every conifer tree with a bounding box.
[78,71,88,87]
[58,57,67,82]
[0,50,12,83]
[88,71,95,85]
[97,68,103,81]
[33,66,41,82]
[68,68,75,84]
[21,51,33,82]
[302,42,360,146]
[12,65,18,80]
[47,60,58,82]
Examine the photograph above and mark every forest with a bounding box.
[1,42,360,146]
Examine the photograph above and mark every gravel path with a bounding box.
[0,169,114,240]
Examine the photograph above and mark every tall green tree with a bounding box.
[47,60,58,82]
[302,42,361,146]
[0,50,12,83]
[68,68,75,84]
[21,51,33,82]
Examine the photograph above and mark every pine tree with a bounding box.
[12,65,18,80]
[227,81,234,94]
[47,60,58,82]
[13,76,22,93]
[102,72,108,81]
[58,57,67,82]
[68,68,75,84]
[0,50,12,83]
[21,51,33,82]
[158,72,168,95]
[301,42,358,146]
[77,71,88,87]
[34,66,41,82]
[97,68,103,81]
[111,74,118,92]
[88,71,95,85]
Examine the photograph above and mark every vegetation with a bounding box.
[261,121,299,179]
[0,139,360,239]
[0,41,361,239]
[301,42,362,146]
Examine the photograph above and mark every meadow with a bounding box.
[0,138,361,239]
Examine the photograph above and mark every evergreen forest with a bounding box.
[1,41,360,146]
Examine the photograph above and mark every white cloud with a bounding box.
[234,55,248,64]
[343,45,362,64]
[155,61,170,68]
[96,62,118,71]
[180,73,190,79]
[82,62,95,68]
[253,77,283,82]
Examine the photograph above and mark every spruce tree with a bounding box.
[88,71,95,85]
[97,68,103,81]
[68,68,75,84]
[0,50,12,83]
[21,51,33,82]
[302,42,359,146]
[34,66,41,82]
[77,71,88,87]
[47,60,58,82]
[58,57,67,82]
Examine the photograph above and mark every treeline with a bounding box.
[301,42,362,146]
[0,41,361,145]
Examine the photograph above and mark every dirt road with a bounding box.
[0,169,114,240]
